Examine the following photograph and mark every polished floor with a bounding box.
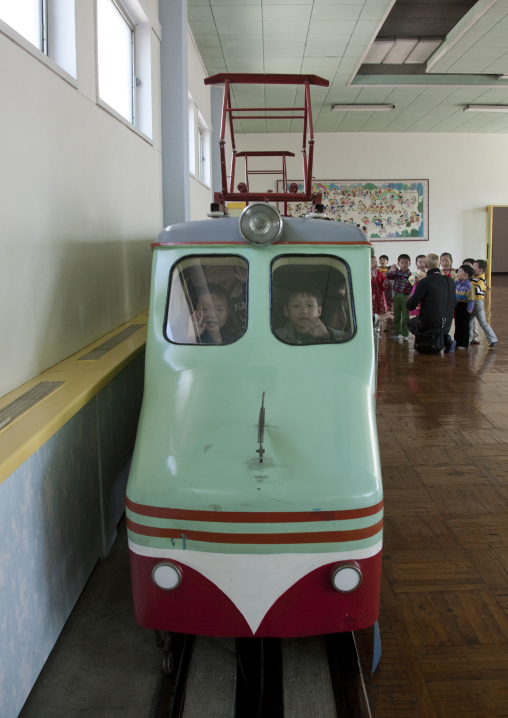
[365,274,508,717]
[19,277,508,718]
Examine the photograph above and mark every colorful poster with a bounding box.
[278,180,429,241]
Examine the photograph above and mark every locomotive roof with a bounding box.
[154,216,371,248]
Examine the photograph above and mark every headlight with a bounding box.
[152,561,182,590]
[330,563,362,593]
[239,203,283,246]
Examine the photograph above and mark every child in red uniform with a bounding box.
[408,254,427,320]
[371,256,388,331]
[378,255,393,332]
[440,252,457,281]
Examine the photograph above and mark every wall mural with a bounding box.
[277,180,429,241]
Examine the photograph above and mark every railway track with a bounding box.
[151,631,372,718]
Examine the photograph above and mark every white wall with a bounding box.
[0,1,163,399]
[234,131,507,268]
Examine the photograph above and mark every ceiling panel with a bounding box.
[188,6,215,21]
[222,58,262,71]
[263,5,313,20]
[189,0,508,133]
[211,5,262,21]
[210,0,261,4]
[217,22,263,34]
[311,4,364,19]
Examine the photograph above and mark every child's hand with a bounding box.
[188,310,206,340]
[301,317,329,339]
[390,264,397,272]
[234,265,247,284]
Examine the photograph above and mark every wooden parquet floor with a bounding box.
[365,275,508,718]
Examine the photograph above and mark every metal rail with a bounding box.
[151,632,373,717]
[151,632,195,718]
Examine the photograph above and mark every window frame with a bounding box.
[164,254,249,347]
[270,253,357,346]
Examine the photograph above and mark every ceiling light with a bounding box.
[363,38,443,65]
[332,104,395,112]
[463,105,508,112]
[383,38,418,64]
[364,39,393,64]
[405,39,442,64]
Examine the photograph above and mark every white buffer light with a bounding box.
[152,562,182,590]
[331,564,363,593]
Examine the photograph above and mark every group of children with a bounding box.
[371,252,498,349]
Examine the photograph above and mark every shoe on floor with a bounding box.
[403,336,409,342]
[391,334,401,340]
[445,340,457,354]
[457,346,466,350]
[489,341,498,348]
[471,340,480,345]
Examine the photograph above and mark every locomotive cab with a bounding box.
[126,205,383,640]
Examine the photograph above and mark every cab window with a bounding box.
[271,256,355,345]
[165,256,247,345]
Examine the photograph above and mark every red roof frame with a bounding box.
[204,73,329,214]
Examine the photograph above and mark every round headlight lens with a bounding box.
[152,562,182,591]
[239,203,283,246]
[331,564,362,593]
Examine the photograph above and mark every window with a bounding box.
[97,0,134,123]
[0,0,41,48]
[271,256,355,345]
[188,95,196,176]
[0,0,76,77]
[197,112,210,186]
[96,0,153,137]
[165,256,248,346]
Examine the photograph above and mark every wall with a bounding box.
[0,0,162,399]
[233,131,508,267]
[188,28,214,220]
[0,354,144,718]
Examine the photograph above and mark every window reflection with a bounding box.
[166,256,247,345]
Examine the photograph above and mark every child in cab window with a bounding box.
[187,284,236,345]
[275,286,350,345]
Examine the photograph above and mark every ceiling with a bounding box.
[188,0,508,133]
